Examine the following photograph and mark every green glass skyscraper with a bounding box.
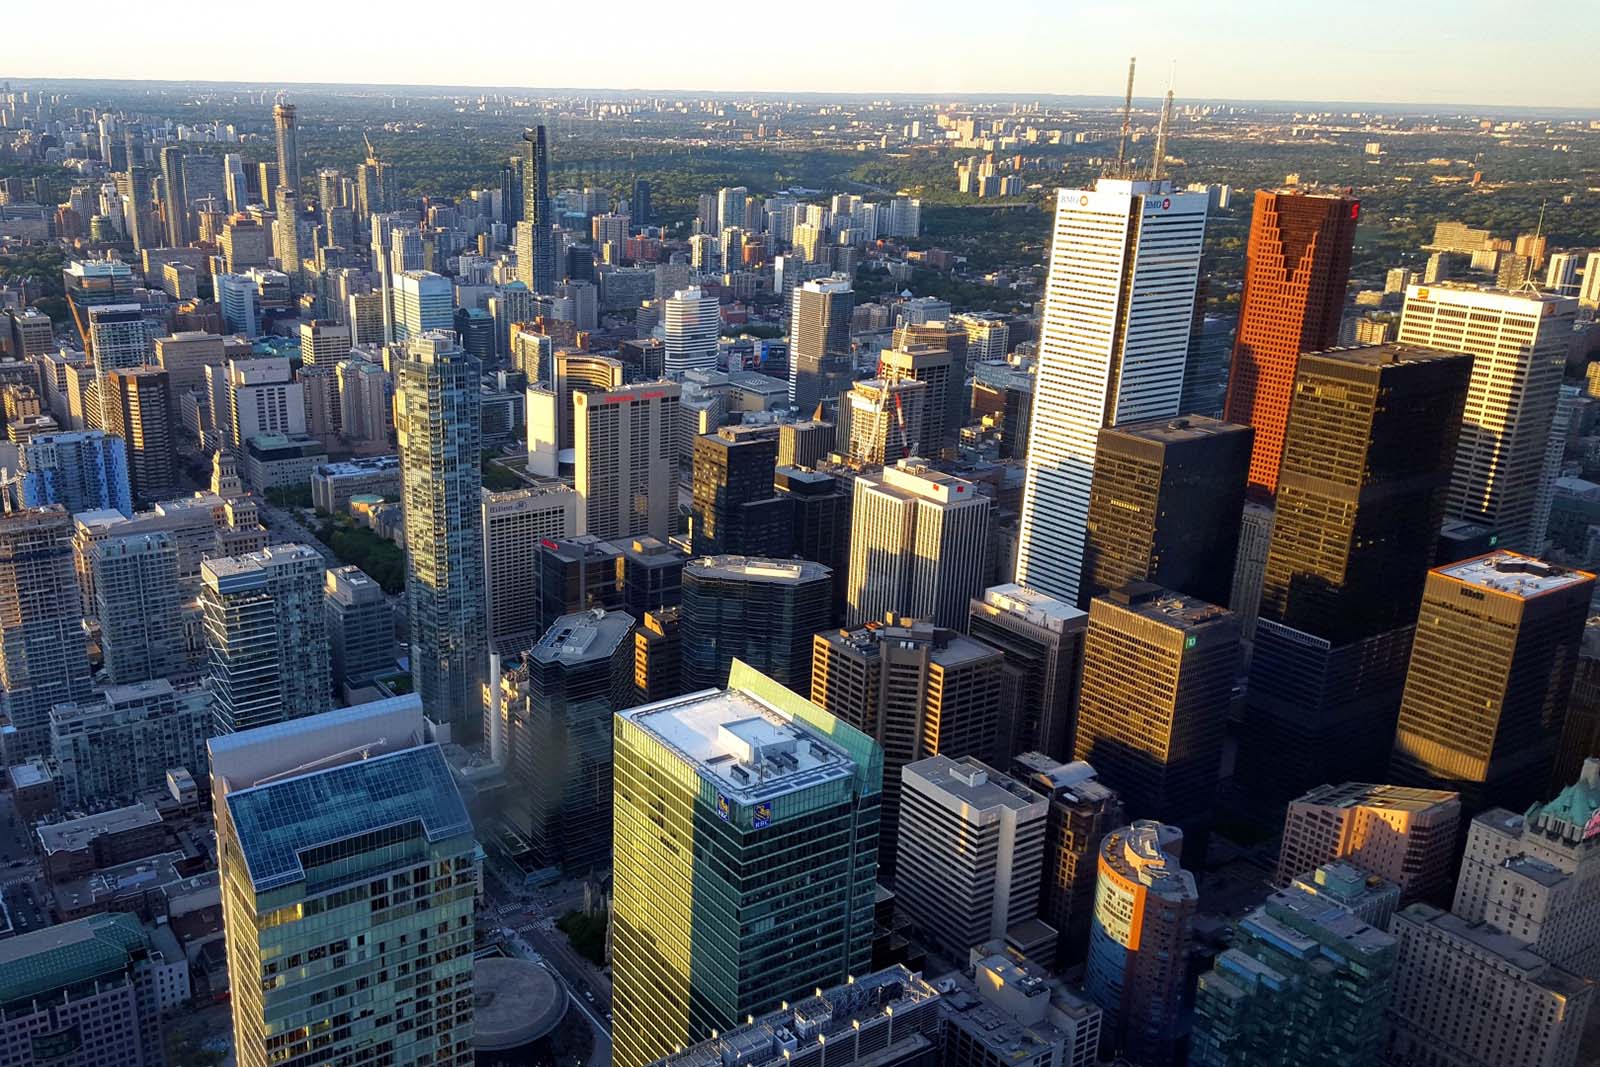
[612,661,881,1067]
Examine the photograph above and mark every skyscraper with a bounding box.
[103,367,176,502]
[1014,753,1126,967]
[663,286,720,375]
[211,696,477,1067]
[497,608,634,873]
[879,324,965,455]
[393,269,454,341]
[1390,552,1593,813]
[0,507,94,760]
[844,377,928,466]
[774,465,851,620]
[1017,179,1208,603]
[1275,783,1461,905]
[86,303,148,424]
[521,126,555,294]
[272,99,300,194]
[159,145,189,246]
[845,459,989,630]
[690,428,783,556]
[633,605,682,704]
[1398,284,1577,551]
[92,531,185,685]
[397,331,487,739]
[18,430,132,515]
[1243,344,1473,799]
[573,381,679,541]
[1085,821,1196,1067]
[482,485,579,653]
[681,555,832,693]
[1082,415,1252,608]
[538,535,624,631]
[612,661,881,1067]
[895,754,1051,959]
[969,583,1088,764]
[1191,879,1395,1067]
[1224,190,1360,497]
[323,564,394,686]
[811,617,1002,875]
[201,543,330,735]
[789,277,855,412]
[1074,584,1238,844]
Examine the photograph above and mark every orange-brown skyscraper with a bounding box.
[1224,190,1360,496]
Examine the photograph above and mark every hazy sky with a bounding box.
[7,1,1597,109]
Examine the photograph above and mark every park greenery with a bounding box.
[313,512,405,593]
[556,910,608,967]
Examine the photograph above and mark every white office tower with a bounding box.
[1398,284,1577,552]
[393,269,454,342]
[1545,252,1578,295]
[1016,180,1207,602]
[482,485,579,652]
[1580,252,1600,309]
[663,287,720,376]
[846,459,990,630]
[574,381,680,541]
[895,754,1050,959]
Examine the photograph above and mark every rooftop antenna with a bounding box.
[1150,66,1175,181]
[1113,57,1137,177]
[1514,200,1546,292]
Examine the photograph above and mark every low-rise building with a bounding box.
[310,454,402,513]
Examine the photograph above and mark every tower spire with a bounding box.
[1150,71,1175,181]
[1114,57,1137,178]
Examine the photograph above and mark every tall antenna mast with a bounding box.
[1114,57,1137,177]
[1151,72,1175,181]
[1514,200,1546,292]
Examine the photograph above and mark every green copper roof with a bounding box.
[0,912,148,1007]
[1527,758,1600,836]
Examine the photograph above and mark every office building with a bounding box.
[844,377,928,466]
[1276,783,1462,905]
[553,350,625,450]
[895,755,1051,959]
[215,272,260,336]
[617,536,687,619]
[1084,821,1196,1067]
[87,304,149,422]
[0,912,183,1067]
[92,531,185,685]
[103,367,176,502]
[1391,552,1593,813]
[777,420,834,468]
[1555,620,1600,793]
[217,356,306,450]
[18,430,132,515]
[211,696,477,1067]
[968,584,1087,764]
[323,565,393,685]
[336,358,391,449]
[397,332,486,739]
[1385,902,1592,1067]
[1398,284,1577,552]
[773,465,851,618]
[633,606,682,705]
[681,556,831,693]
[272,99,300,193]
[663,287,720,375]
[538,535,624,631]
[1014,754,1125,966]
[845,460,989,630]
[482,485,579,652]
[1073,584,1237,843]
[574,381,679,541]
[1082,416,1251,608]
[1191,879,1395,1067]
[790,277,855,412]
[1224,190,1360,497]
[880,324,964,455]
[520,126,555,294]
[811,618,1002,875]
[201,544,330,735]
[690,427,784,556]
[612,662,881,1067]
[1243,344,1472,800]
[1017,179,1207,603]
[646,967,945,1067]
[49,679,210,809]
[393,270,453,342]
[498,609,633,873]
[0,508,94,760]
[955,311,1010,367]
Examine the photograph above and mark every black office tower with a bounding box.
[1082,415,1252,609]
[774,465,852,623]
[691,428,785,557]
[1240,344,1473,801]
[632,178,651,228]
[520,126,555,295]
[680,556,832,694]
[538,535,624,631]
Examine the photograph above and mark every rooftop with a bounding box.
[1293,781,1461,814]
[533,609,635,666]
[1250,882,1395,958]
[904,755,1045,820]
[53,850,189,916]
[1398,903,1591,997]
[226,744,472,892]
[37,804,162,857]
[0,911,148,1008]
[620,683,857,804]
[1102,582,1235,629]
[315,455,402,477]
[1103,820,1196,902]
[1436,551,1594,600]
[1106,414,1251,446]
[1013,754,1117,806]
[686,555,831,584]
[979,582,1085,633]
[1303,342,1474,371]
[473,956,567,1050]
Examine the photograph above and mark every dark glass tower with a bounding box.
[774,465,851,623]
[1082,415,1252,609]
[691,429,783,557]
[631,178,651,227]
[538,535,624,632]
[680,556,831,693]
[1390,553,1593,814]
[1241,343,1473,801]
[521,125,555,294]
